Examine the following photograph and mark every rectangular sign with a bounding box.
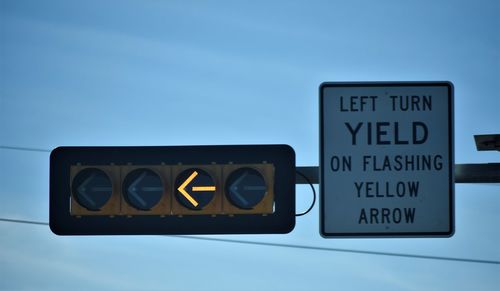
[320,82,454,237]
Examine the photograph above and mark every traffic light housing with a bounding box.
[50,145,295,235]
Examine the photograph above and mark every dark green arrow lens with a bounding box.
[122,169,164,211]
[226,167,267,209]
[72,168,112,211]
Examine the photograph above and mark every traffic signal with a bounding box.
[50,145,295,235]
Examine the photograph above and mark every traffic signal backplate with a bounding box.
[50,145,295,235]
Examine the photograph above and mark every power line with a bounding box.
[171,235,500,265]
[1,145,499,264]
[0,218,50,226]
[1,217,499,265]
[0,145,51,153]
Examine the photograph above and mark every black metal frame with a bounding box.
[50,144,296,235]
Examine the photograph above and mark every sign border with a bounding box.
[319,81,454,238]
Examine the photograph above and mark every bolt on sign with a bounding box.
[320,82,454,237]
[50,145,295,235]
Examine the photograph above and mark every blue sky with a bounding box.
[1,0,499,290]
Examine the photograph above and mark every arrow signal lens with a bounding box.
[226,168,267,209]
[72,168,113,211]
[123,168,163,210]
[175,168,216,210]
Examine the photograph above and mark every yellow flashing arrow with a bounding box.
[178,171,200,207]
[193,186,216,191]
[177,171,217,208]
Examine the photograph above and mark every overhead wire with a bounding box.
[0,217,499,265]
[1,145,500,265]
[0,145,52,153]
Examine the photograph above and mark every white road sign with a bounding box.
[320,82,454,237]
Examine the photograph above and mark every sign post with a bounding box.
[320,82,454,237]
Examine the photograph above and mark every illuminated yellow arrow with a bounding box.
[177,171,216,207]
